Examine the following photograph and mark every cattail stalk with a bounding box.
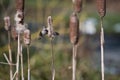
[97,0,106,80]
[72,45,77,80]
[8,30,13,80]
[16,33,20,80]
[100,17,104,80]
[27,45,30,80]
[50,38,55,80]
[20,45,24,80]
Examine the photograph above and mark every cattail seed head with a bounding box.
[72,0,82,13]
[69,12,79,45]
[4,16,11,31]
[16,0,24,11]
[11,26,18,40]
[16,23,26,33]
[23,29,31,45]
[47,16,54,37]
[97,0,106,17]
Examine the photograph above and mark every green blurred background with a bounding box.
[0,0,120,80]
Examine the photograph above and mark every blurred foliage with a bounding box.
[0,0,120,80]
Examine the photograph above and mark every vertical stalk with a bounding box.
[100,17,104,80]
[16,33,20,80]
[8,30,13,80]
[20,45,24,80]
[27,45,30,80]
[50,38,55,80]
[72,45,77,80]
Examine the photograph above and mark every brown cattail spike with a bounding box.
[72,0,82,13]
[23,29,31,45]
[4,16,11,31]
[16,0,25,12]
[11,26,18,40]
[47,16,54,37]
[70,12,79,45]
[16,0,25,24]
[97,0,106,17]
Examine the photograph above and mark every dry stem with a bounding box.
[20,45,24,80]
[50,38,55,80]
[27,45,30,80]
[72,45,77,80]
[100,17,105,80]
[8,30,13,80]
[16,33,20,80]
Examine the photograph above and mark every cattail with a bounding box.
[72,0,82,13]
[69,12,79,45]
[47,16,54,37]
[16,0,24,24]
[16,0,25,11]
[97,0,106,17]
[23,29,31,45]
[4,16,11,31]
[11,26,18,40]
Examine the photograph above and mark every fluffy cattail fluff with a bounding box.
[47,16,54,37]
[15,11,23,23]
[69,12,79,45]
[16,0,24,11]
[11,26,18,40]
[23,29,31,45]
[72,0,82,13]
[4,16,11,31]
[97,0,106,17]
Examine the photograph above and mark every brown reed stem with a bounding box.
[72,44,77,80]
[100,17,104,80]
[8,30,13,80]
[16,33,20,80]
[27,45,30,80]
[50,38,55,80]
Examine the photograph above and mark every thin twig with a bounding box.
[3,53,10,63]
[8,30,13,80]
[0,62,16,66]
[50,38,55,80]
[27,45,30,80]
[12,71,17,80]
[72,45,77,80]
[100,17,105,80]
